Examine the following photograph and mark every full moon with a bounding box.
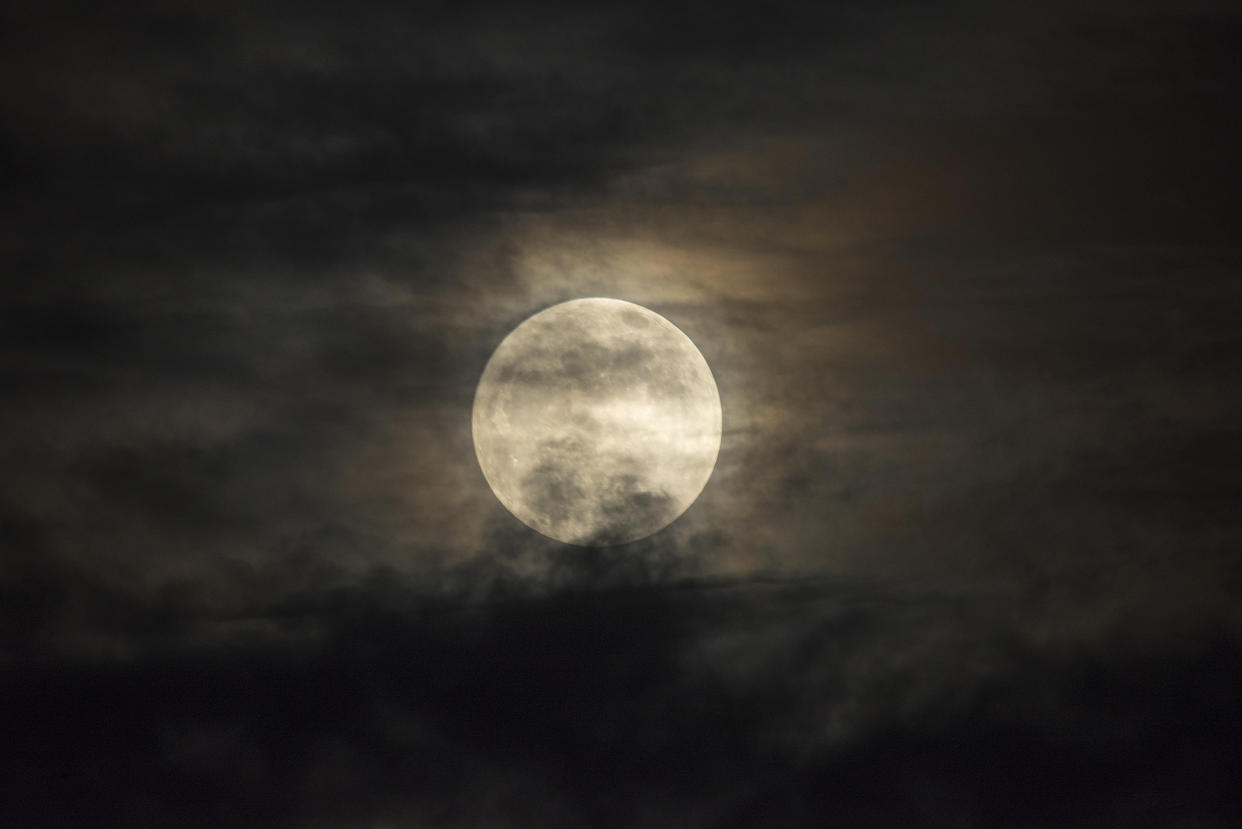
[472,298,722,546]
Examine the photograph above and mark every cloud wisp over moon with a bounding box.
[473,298,721,546]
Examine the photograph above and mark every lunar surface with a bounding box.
[472,298,722,546]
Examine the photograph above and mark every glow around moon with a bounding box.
[472,298,722,546]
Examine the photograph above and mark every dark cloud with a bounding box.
[498,339,658,390]
[3,567,1240,827]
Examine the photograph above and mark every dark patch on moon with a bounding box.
[579,474,677,547]
[519,460,677,547]
[520,460,590,529]
[619,307,656,330]
[497,339,661,397]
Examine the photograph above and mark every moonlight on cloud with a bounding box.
[472,298,722,545]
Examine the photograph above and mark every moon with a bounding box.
[472,298,722,546]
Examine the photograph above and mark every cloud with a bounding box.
[3,561,1240,827]
[2,0,1241,825]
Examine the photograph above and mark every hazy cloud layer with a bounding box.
[4,565,1240,827]
[2,0,1240,825]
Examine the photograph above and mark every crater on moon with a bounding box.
[472,298,722,546]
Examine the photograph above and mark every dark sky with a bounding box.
[3,1,1241,826]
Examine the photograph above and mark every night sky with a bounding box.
[3,1,1242,826]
